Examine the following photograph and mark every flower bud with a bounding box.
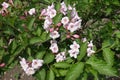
[72,34,80,38]
[0,63,5,67]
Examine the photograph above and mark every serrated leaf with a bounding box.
[115,31,120,38]
[103,48,114,66]
[102,40,113,48]
[39,68,46,80]
[47,69,55,80]
[35,51,46,59]
[86,56,118,76]
[44,53,55,64]
[29,37,42,44]
[77,42,87,61]
[28,18,35,30]
[65,62,84,80]
[53,62,71,68]
[58,69,68,76]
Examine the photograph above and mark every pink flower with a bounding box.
[68,49,79,58]
[67,23,77,32]
[20,58,28,71]
[32,59,43,69]
[61,16,69,25]
[1,2,9,9]
[60,2,67,15]
[87,48,95,57]
[48,9,56,18]
[28,8,35,15]
[72,34,80,38]
[50,40,59,53]
[0,63,5,67]
[26,67,35,76]
[82,38,87,43]
[88,40,94,48]
[55,52,66,62]
[43,17,52,31]
[40,9,47,16]
[50,30,60,39]
[70,41,80,50]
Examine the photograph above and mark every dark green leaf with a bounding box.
[44,53,55,64]
[77,42,87,61]
[28,18,36,30]
[53,62,71,69]
[103,48,114,66]
[65,62,84,80]
[86,56,118,76]
[46,69,55,80]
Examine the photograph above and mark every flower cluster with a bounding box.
[40,2,82,62]
[87,40,95,57]
[68,41,80,58]
[0,2,9,16]
[19,57,43,76]
[55,52,66,62]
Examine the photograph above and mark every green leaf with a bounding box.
[65,62,84,80]
[28,18,35,30]
[81,72,88,80]
[86,56,118,76]
[44,53,55,64]
[8,46,25,65]
[115,31,120,38]
[103,48,114,66]
[55,2,61,11]
[53,62,71,69]
[102,39,113,48]
[35,51,46,59]
[77,42,87,61]
[47,69,55,80]
[58,69,68,76]
[29,37,42,44]
[53,14,62,25]
[89,68,99,80]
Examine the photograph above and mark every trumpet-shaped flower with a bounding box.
[50,40,59,53]
[2,2,9,9]
[55,52,66,62]
[28,8,35,15]
[50,30,60,39]
[32,59,43,69]
[61,16,69,25]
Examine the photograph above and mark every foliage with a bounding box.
[0,0,120,80]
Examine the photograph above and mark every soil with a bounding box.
[1,65,35,80]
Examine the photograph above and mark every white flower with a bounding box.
[50,30,60,39]
[61,17,69,25]
[67,23,78,32]
[43,17,52,31]
[87,48,95,57]
[55,52,66,62]
[32,59,43,69]
[40,9,47,16]
[60,2,67,15]
[28,8,35,15]
[88,40,94,48]
[50,41,59,53]
[68,5,72,10]
[68,49,79,58]
[82,38,87,43]
[70,41,80,50]
[20,58,28,71]
[2,2,9,9]
[25,67,35,76]
[48,9,56,18]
